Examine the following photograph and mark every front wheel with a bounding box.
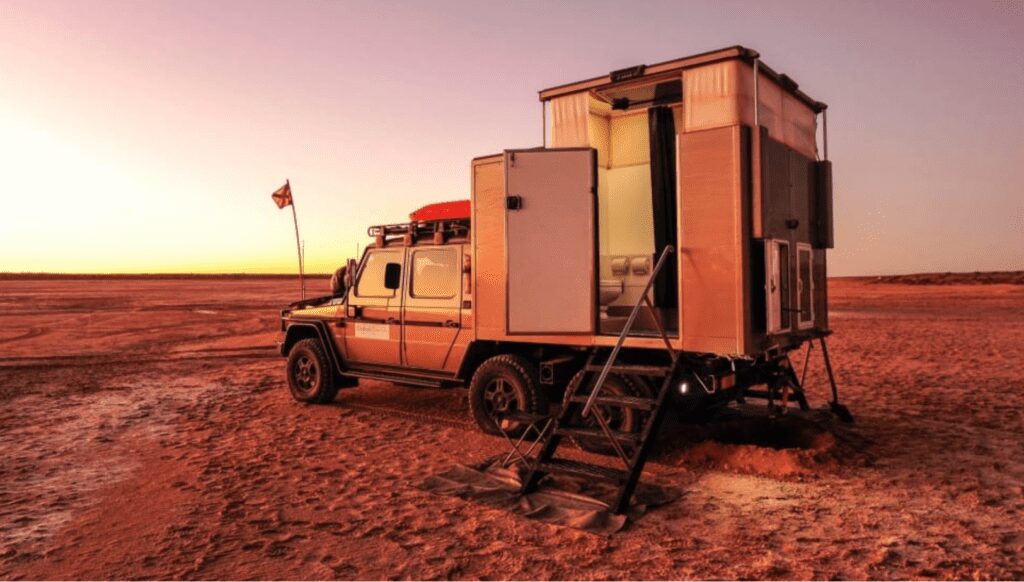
[286,338,338,404]
[468,355,546,437]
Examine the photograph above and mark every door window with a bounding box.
[410,248,459,299]
[355,250,402,298]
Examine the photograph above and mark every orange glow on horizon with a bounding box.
[1,0,1021,276]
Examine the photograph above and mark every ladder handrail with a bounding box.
[583,245,676,418]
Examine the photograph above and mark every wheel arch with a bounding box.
[455,341,586,385]
[282,321,345,376]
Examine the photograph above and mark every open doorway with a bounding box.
[586,80,682,337]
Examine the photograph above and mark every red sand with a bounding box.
[0,278,1022,579]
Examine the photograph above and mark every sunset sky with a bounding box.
[1,0,1021,276]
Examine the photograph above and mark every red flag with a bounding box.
[271,181,292,209]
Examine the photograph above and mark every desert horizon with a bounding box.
[2,270,1022,283]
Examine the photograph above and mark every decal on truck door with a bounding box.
[354,322,391,341]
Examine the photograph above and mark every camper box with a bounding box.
[470,45,833,357]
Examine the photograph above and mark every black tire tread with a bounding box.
[562,370,643,455]
[468,354,546,436]
[286,338,338,404]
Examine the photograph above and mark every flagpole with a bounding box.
[287,179,305,300]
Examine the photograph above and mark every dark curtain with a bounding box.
[648,106,678,308]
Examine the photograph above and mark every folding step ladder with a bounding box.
[521,246,679,514]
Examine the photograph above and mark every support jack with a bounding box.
[819,336,854,423]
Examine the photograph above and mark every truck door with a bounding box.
[401,244,463,370]
[504,148,597,334]
[344,247,404,365]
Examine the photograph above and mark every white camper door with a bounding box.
[505,148,596,334]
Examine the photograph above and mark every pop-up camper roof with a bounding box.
[539,45,826,161]
[539,46,825,112]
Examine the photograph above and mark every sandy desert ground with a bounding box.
[0,276,1022,580]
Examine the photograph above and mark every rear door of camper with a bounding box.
[504,148,597,334]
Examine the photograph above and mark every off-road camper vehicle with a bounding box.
[278,46,844,512]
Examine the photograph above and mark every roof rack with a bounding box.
[367,217,470,247]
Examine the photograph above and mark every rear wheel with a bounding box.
[562,370,645,455]
[286,338,338,404]
[468,355,546,437]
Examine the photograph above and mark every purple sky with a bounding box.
[1,0,1021,275]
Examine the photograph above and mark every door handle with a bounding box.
[386,317,398,325]
[444,320,460,328]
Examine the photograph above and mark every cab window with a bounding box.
[356,250,401,298]
[410,248,458,299]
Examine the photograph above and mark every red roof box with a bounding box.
[409,200,470,222]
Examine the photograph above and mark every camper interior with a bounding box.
[549,78,684,337]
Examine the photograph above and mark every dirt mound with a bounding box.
[654,409,865,479]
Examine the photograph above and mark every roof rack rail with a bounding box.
[367,217,471,246]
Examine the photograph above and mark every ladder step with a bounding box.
[555,426,640,444]
[568,394,657,411]
[585,363,672,377]
[539,458,628,483]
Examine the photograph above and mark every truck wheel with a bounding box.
[468,355,546,437]
[286,338,338,404]
[562,370,644,455]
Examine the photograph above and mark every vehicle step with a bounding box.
[585,363,672,377]
[568,394,657,411]
[539,458,628,483]
[556,426,640,444]
[344,370,444,388]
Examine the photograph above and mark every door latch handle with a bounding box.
[386,317,398,325]
[444,320,460,328]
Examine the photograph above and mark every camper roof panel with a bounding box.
[538,45,825,113]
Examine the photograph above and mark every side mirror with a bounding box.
[344,258,357,288]
[384,262,401,290]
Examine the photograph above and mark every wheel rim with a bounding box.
[576,377,635,432]
[482,377,519,418]
[294,354,319,394]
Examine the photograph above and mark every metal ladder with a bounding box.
[521,246,680,514]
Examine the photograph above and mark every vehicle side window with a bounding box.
[410,248,458,299]
[355,250,401,298]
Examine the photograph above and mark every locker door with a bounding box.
[797,242,814,329]
[504,148,596,334]
[766,239,792,334]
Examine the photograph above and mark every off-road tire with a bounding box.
[562,370,645,455]
[468,355,546,437]
[286,338,338,404]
